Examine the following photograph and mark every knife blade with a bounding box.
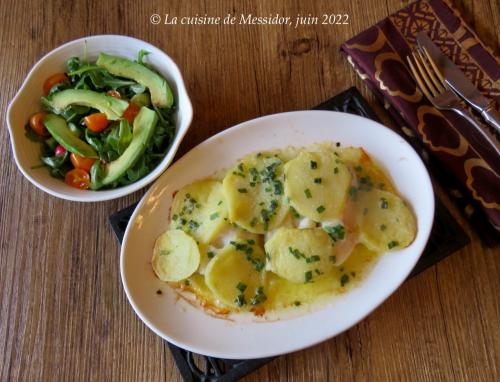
[416,32,490,112]
[416,31,500,133]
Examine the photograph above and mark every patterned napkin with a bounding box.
[340,0,500,235]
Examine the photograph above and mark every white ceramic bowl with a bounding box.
[121,111,435,359]
[6,35,193,202]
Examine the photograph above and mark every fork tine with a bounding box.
[411,51,439,97]
[421,47,446,86]
[417,47,445,93]
[407,55,433,101]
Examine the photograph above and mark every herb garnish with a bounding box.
[234,294,246,307]
[304,188,312,199]
[388,240,399,249]
[314,177,322,184]
[310,160,318,169]
[209,212,219,220]
[250,286,267,305]
[236,282,247,293]
[323,224,345,242]
[380,197,389,209]
[340,274,349,287]
[316,205,326,213]
[304,271,313,283]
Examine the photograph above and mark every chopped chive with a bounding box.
[323,224,345,242]
[209,212,219,220]
[234,294,246,307]
[238,188,248,193]
[314,177,322,184]
[304,271,313,283]
[236,282,247,293]
[380,224,387,231]
[306,255,320,263]
[388,240,399,249]
[290,206,301,218]
[310,160,318,169]
[316,205,325,213]
[293,301,302,306]
[207,251,215,259]
[380,197,389,209]
[340,274,349,287]
[329,255,337,263]
[304,188,312,199]
[334,167,339,174]
[250,286,267,305]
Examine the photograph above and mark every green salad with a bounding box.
[25,50,175,190]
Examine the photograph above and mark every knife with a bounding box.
[416,32,500,134]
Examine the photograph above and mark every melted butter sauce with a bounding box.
[167,144,401,319]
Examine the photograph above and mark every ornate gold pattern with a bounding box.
[344,29,386,52]
[416,106,468,156]
[464,158,500,210]
[375,52,422,102]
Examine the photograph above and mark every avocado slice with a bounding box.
[92,106,158,188]
[43,114,98,158]
[44,89,129,120]
[96,53,173,108]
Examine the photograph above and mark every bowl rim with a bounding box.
[120,110,435,359]
[6,34,193,202]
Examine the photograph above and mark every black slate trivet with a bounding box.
[109,87,470,382]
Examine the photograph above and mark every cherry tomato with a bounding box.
[84,113,109,133]
[70,153,96,172]
[64,168,90,190]
[123,102,140,124]
[55,145,67,156]
[107,90,121,98]
[29,111,49,136]
[43,73,68,95]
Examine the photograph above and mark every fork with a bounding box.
[407,47,500,156]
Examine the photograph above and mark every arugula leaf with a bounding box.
[59,105,91,122]
[90,160,105,190]
[137,50,150,65]
[68,64,100,77]
[41,151,68,168]
[66,56,81,73]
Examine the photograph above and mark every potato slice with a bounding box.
[170,179,229,244]
[205,239,267,309]
[284,150,351,222]
[356,189,416,252]
[152,230,200,282]
[222,153,288,234]
[337,146,396,193]
[264,227,336,284]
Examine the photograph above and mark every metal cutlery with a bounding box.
[407,46,500,157]
[416,31,500,134]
